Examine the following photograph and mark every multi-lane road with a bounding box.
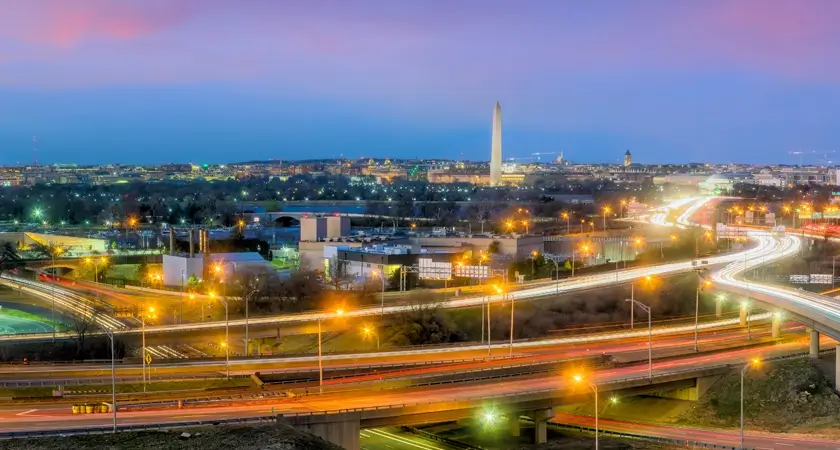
[0,229,784,341]
[0,336,825,435]
[553,413,840,449]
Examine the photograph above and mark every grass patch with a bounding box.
[679,358,840,433]
[0,423,342,450]
[0,307,67,331]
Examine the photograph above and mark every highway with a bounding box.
[361,428,461,450]
[552,413,840,449]
[0,336,822,434]
[0,313,781,381]
[0,232,783,341]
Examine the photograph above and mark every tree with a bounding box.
[388,299,466,346]
[29,242,68,260]
[488,240,501,255]
[0,242,22,276]
[187,274,203,290]
[325,256,353,290]
[135,261,151,282]
[71,307,104,359]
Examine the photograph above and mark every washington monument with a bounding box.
[490,101,502,186]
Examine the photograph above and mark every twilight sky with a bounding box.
[2,0,840,166]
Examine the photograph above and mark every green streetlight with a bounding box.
[32,208,42,219]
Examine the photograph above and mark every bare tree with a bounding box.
[325,256,353,290]
[0,242,22,277]
[71,307,103,359]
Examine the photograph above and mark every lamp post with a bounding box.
[692,270,709,352]
[573,375,599,450]
[495,284,514,358]
[140,306,156,393]
[741,359,761,449]
[209,291,229,378]
[529,250,538,277]
[244,289,258,356]
[602,206,611,231]
[50,247,63,342]
[546,257,560,294]
[833,255,839,289]
[104,329,117,433]
[363,326,379,350]
[561,212,570,234]
[318,309,344,393]
[371,270,386,317]
[180,269,185,324]
[625,299,652,381]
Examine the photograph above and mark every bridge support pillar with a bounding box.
[739,305,747,326]
[528,408,554,444]
[282,412,360,450]
[508,414,521,437]
[715,300,723,318]
[771,315,781,339]
[836,345,840,390]
[810,330,820,359]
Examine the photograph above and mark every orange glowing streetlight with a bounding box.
[602,205,611,230]
[740,358,762,447]
[572,374,600,447]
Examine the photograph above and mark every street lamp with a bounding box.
[741,358,761,448]
[627,275,653,330]
[244,289,258,356]
[139,306,157,392]
[50,246,64,342]
[625,299,652,381]
[529,250,539,277]
[104,329,118,433]
[692,270,710,352]
[363,326,379,350]
[561,211,570,234]
[370,270,386,316]
[521,220,529,235]
[209,291,230,378]
[741,300,752,340]
[494,284,514,358]
[602,206,611,231]
[572,375,599,450]
[318,308,345,393]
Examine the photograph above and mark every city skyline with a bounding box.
[3,1,840,166]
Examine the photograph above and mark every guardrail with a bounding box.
[279,349,830,418]
[548,422,753,450]
[0,374,249,389]
[0,416,277,439]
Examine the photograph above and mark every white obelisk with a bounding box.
[490,101,502,186]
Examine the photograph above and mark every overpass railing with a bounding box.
[281,348,833,419]
[0,416,277,440]
[548,421,755,450]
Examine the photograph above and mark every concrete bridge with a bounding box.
[282,366,727,450]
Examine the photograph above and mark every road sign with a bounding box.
[145,353,152,366]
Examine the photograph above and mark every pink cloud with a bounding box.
[0,0,195,47]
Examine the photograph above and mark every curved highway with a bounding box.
[0,234,781,340]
